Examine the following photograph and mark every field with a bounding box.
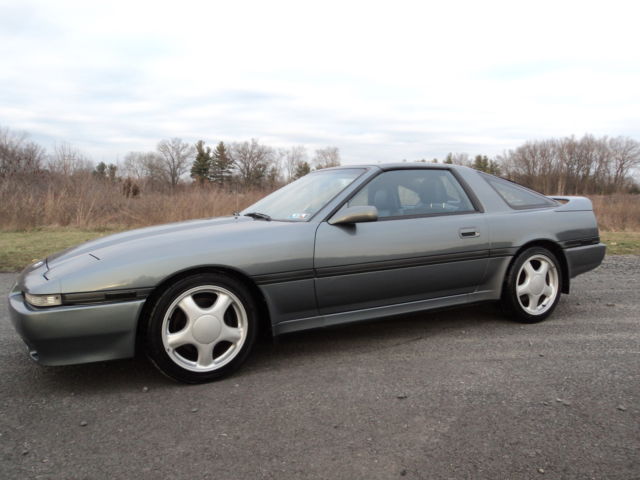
[0,228,118,272]
[0,175,267,231]
[600,231,640,255]
[589,194,640,231]
[2,174,639,231]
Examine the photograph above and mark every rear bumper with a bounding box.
[8,286,144,366]
[565,243,606,278]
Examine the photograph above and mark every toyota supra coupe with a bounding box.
[8,164,606,383]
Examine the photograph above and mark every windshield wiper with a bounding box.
[243,212,272,221]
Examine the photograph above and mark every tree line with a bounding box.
[0,126,342,193]
[1,125,638,195]
[498,135,640,194]
[120,138,341,191]
[415,135,639,194]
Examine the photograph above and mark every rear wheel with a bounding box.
[501,247,562,323]
[145,273,258,383]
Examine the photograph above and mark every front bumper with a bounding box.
[565,242,607,278]
[8,285,145,366]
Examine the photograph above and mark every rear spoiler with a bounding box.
[549,196,594,212]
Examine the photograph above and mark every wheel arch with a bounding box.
[507,239,570,294]
[135,265,272,353]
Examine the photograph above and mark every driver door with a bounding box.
[313,168,489,315]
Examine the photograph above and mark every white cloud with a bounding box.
[1,0,639,164]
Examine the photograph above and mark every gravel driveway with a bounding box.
[1,256,638,480]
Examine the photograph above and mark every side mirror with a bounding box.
[329,206,378,226]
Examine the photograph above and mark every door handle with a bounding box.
[459,228,480,239]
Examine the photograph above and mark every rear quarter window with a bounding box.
[481,173,557,209]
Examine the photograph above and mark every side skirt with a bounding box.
[272,289,500,336]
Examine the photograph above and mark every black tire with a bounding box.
[145,273,258,383]
[501,246,563,324]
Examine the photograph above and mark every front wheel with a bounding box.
[501,247,562,323]
[145,273,258,383]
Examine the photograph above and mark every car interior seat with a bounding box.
[371,188,398,217]
[417,176,450,213]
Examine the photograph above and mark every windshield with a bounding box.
[241,168,365,221]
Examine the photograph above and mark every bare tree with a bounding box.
[609,136,640,190]
[48,142,92,176]
[229,139,274,188]
[122,151,167,189]
[267,148,284,187]
[283,146,308,182]
[312,146,341,169]
[0,126,45,177]
[499,134,640,194]
[157,138,196,188]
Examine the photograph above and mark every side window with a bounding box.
[346,169,476,219]
[481,174,557,209]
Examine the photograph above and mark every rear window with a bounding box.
[481,173,557,209]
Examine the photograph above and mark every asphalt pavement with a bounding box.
[1,256,639,480]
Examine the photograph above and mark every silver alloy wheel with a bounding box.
[515,254,559,315]
[161,285,248,372]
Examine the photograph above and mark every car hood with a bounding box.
[46,216,257,271]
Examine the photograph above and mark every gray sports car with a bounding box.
[8,164,606,383]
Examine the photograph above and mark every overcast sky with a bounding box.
[1,0,639,164]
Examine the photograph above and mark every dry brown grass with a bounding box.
[0,174,270,231]
[1,175,638,232]
[589,194,640,231]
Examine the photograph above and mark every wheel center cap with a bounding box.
[192,315,221,344]
[530,275,545,295]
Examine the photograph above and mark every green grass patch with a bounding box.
[0,228,123,272]
[600,231,640,255]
